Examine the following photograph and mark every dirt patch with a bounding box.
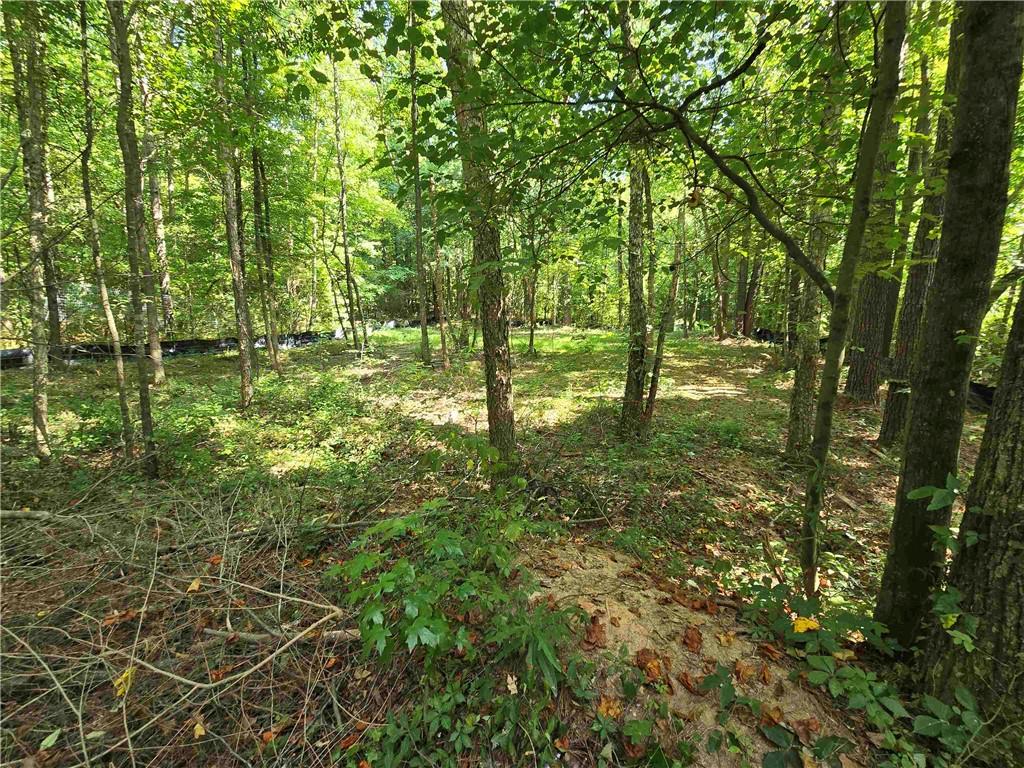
[528,541,871,766]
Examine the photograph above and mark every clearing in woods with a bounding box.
[1,328,984,766]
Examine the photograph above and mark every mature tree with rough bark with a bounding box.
[876,0,1024,648]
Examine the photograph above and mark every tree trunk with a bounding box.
[845,116,901,401]
[925,273,1024,764]
[252,147,282,372]
[734,254,748,335]
[743,256,763,337]
[4,3,51,462]
[441,0,516,465]
[801,0,907,598]
[644,204,685,422]
[429,180,450,369]
[214,28,256,409]
[620,154,649,438]
[879,20,965,447]
[875,1,1024,647]
[80,0,132,454]
[616,184,624,329]
[106,0,158,476]
[331,61,364,351]
[410,6,431,365]
[784,259,801,368]
[643,166,656,322]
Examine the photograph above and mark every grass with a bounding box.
[0,328,987,766]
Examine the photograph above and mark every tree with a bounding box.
[875,0,1024,647]
[80,0,132,454]
[106,0,158,476]
[409,3,431,365]
[3,2,51,463]
[800,0,908,597]
[440,0,516,465]
[643,203,685,423]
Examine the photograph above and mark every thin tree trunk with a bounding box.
[880,19,964,446]
[252,147,281,372]
[875,1,1024,647]
[429,179,450,369]
[331,60,364,352]
[616,182,624,329]
[801,0,907,598]
[214,28,255,409]
[410,6,431,365]
[643,166,656,322]
[106,0,157,476]
[80,0,131,454]
[644,204,685,422]
[4,3,50,462]
[441,0,516,465]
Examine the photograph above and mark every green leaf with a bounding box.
[761,724,793,748]
[912,715,944,737]
[954,687,977,712]
[39,728,61,751]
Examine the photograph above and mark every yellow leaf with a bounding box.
[113,666,136,697]
[186,578,201,594]
[792,617,820,634]
[832,649,856,661]
[193,720,206,739]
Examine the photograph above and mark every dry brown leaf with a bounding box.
[792,717,821,746]
[324,656,338,670]
[759,662,772,684]
[597,695,622,719]
[681,625,703,654]
[610,615,620,627]
[207,554,223,566]
[623,739,646,759]
[339,732,360,750]
[554,736,569,751]
[101,609,137,627]
[734,659,756,684]
[759,704,784,727]
[839,755,862,768]
[583,615,607,649]
[358,761,371,768]
[635,648,662,682]
[186,578,201,594]
[716,630,736,647]
[677,671,706,696]
[298,558,314,568]
[355,721,369,733]
[759,643,784,661]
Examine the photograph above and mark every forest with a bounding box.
[1,0,1023,766]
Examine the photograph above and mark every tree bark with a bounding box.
[616,183,624,329]
[429,180,450,369]
[644,204,685,422]
[3,3,51,462]
[920,273,1024,764]
[875,1,1024,647]
[214,28,256,409]
[879,16,964,447]
[252,147,282,372]
[410,6,432,365]
[80,0,132,454]
[441,0,516,465]
[800,0,907,598]
[620,154,649,438]
[106,0,158,476]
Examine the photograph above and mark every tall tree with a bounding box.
[878,14,964,447]
[800,0,908,597]
[429,179,450,369]
[875,1,1024,647]
[410,4,431,365]
[80,0,132,454]
[441,0,516,464]
[214,25,256,409]
[106,0,158,476]
[643,203,685,423]
[3,2,51,462]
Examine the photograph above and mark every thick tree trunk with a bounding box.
[441,0,516,465]
[214,29,256,409]
[410,8,431,365]
[801,0,907,598]
[845,117,901,401]
[106,0,158,476]
[879,20,964,446]
[644,205,685,422]
[875,1,1024,647]
[80,0,132,454]
[4,4,51,462]
[922,270,1024,765]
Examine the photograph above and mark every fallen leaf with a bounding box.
[554,736,569,751]
[506,673,518,695]
[610,615,620,627]
[759,704,784,727]
[298,558,314,568]
[597,695,622,718]
[716,630,736,647]
[792,616,820,633]
[339,732,360,750]
[792,717,821,746]
[101,609,138,627]
[759,643,784,661]
[801,749,817,768]
[113,666,135,697]
[759,662,772,684]
[355,721,369,732]
[623,739,646,759]
[677,671,706,696]
[681,625,703,654]
[186,578,201,594]
[324,656,338,670]
[634,648,662,682]
[583,614,607,649]
[838,755,862,768]
[833,649,856,661]
[193,719,206,740]
[358,760,371,768]
[207,554,223,566]
[734,659,756,684]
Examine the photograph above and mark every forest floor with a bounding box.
[0,328,986,768]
